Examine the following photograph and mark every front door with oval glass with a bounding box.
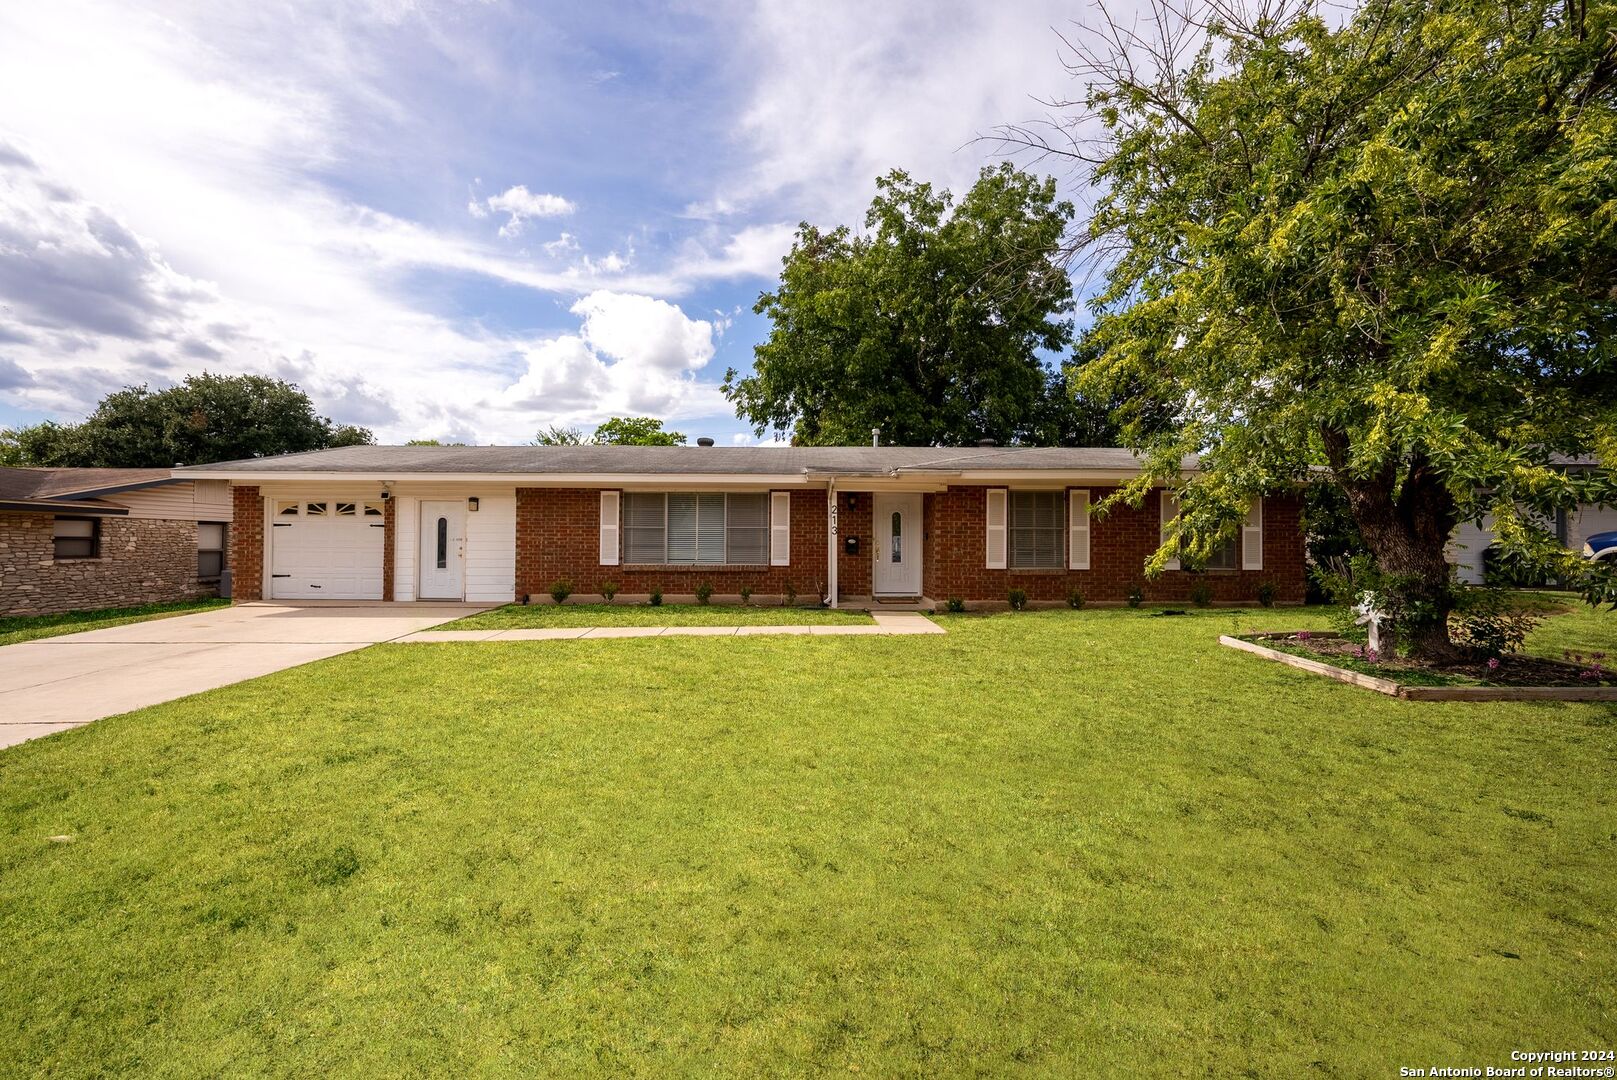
[872,493,923,596]
[418,500,466,600]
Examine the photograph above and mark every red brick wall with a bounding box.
[516,488,831,601]
[835,491,873,598]
[510,484,1306,606]
[230,485,263,602]
[923,486,1306,605]
[381,496,396,601]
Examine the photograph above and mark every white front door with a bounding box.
[418,501,466,600]
[873,493,923,596]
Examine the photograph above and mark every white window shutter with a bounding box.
[1242,497,1263,570]
[770,491,791,566]
[985,488,1007,569]
[599,490,620,565]
[1160,489,1181,571]
[1068,489,1090,570]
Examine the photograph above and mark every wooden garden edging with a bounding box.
[1218,634,1617,702]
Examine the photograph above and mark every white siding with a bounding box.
[1570,503,1617,553]
[1447,501,1617,583]
[108,480,233,522]
[394,497,418,601]
[463,495,517,602]
[1447,516,1494,585]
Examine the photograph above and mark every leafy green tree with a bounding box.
[0,373,374,467]
[591,417,685,446]
[533,425,586,445]
[1033,0,1616,657]
[726,164,1082,446]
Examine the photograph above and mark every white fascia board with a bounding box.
[179,471,815,487]
[805,474,951,492]
[944,469,1192,483]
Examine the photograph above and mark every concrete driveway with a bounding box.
[0,602,489,749]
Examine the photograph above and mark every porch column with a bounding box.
[826,479,839,609]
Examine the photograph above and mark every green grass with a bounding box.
[0,598,228,647]
[1514,591,1617,660]
[2,607,1614,1075]
[447,601,873,628]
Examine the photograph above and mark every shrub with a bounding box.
[1189,580,1212,608]
[1256,581,1276,608]
[783,580,797,607]
[739,585,752,605]
[1450,587,1543,657]
[549,580,572,605]
[1066,588,1085,610]
[649,589,663,607]
[695,580,714,606]
[1007,588,1028,611]
[600,581,618,603]
[946,596,966,613]
[1126,583,1144,608]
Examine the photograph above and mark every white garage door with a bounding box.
[269,499,385,600]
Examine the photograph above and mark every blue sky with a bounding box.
[0,0,1078,445]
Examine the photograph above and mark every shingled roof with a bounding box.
[177,444,1191,476]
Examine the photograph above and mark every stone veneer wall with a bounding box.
[0,511,214,617]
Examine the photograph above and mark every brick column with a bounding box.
[382,496,396,601]
[230,485,263,602]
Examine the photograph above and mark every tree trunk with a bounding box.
[1321,428,1460,662]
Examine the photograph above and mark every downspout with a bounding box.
[826,477,839,609]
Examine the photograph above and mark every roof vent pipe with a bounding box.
[871,427,881,447]
[696,437,715,447]
[976,438,997,448]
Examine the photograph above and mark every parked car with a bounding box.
[1582,530,1617,561]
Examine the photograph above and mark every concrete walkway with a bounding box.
[0,602,488,749]
[396,610,946,643]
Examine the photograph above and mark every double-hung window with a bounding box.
[621,493,769,564]
[1205,536,1238,570]
[197,522,227,581]
[1008,492,1064,569]
[53,517,99,560]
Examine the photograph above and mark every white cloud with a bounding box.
[496,290,722,423]
[709,0,1079,223]
[542,232,579,255]
[482,184,575,238]
[572,291,713,372]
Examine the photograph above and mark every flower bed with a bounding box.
[1221,631,1617,702]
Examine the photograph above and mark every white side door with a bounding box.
[418,500,466,600]
[873,493,923,596]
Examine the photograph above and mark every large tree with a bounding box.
[726,164,1083,446]
[0,374,373,467]
[590,417,686,446]
[1011,0,1617,658]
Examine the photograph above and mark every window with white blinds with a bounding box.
[620,492,769,564]
[1009,491,1064,568]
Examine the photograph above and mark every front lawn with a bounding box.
[0,598,228,648]
[1,607,1613,1075]
[446,601,873,628]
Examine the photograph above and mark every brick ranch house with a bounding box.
[0,468,232,617]
[180,445,1307,608]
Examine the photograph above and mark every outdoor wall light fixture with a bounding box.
[846,494,858,510]
[467,497,480,512]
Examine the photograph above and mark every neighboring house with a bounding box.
[1448,503,1617,584]
[1446,457,1615,584]
[0,468,233,616]
[180,445,1307,608]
